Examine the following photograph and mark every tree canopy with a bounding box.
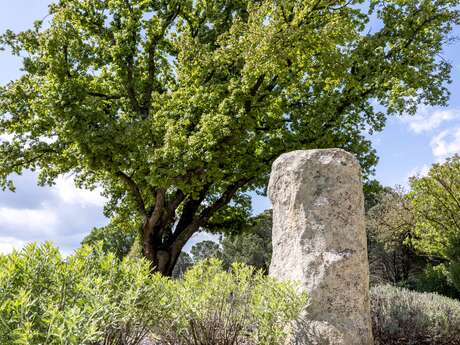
[1,0,459,274]
[410,155,460,292]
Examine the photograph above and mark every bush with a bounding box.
[371,285,460,345]
[157,259,307,345]
[0,244,305,345]
[0,242,172,345]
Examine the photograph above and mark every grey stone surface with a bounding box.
[268,149,373,345]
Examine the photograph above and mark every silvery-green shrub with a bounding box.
[371,284,460,345]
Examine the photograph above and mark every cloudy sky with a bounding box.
[1,1,460,255]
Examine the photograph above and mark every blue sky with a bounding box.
[1,1,460,254]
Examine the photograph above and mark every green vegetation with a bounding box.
[1,0,459,275]
[81,216,138,259]
[366,187,424,287]
[220,209,272,273]
[1,0,460,343]
[0,242,172,345]
[190,240,222,263]
[363,156,460,299]
[82,209,272,276]
[0,243,306,345]
[171,251,193,278]
[188,210,272,273]
[409,155,460,295]
[162,259,307,345]
[416,264,460,299]
[371,285,460,345]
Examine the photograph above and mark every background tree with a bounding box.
[190,240,222,262]
[221,209,272,273]
[366,187,425,286]
[171,252,193,279]
[81,216,138,260]
[363,180,388,212]
[409,155,460,295]
[1,0,459,275]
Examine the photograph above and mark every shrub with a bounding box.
[371,285,460,345]
[0,242,172,345]
[0,245,305,345]
[157,259,307,345]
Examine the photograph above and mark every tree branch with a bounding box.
[63,44,72,78]
[1,145,59,173]
[433,176,460,212]
[87,91,122,100]
[244,74,266,113]
[115,171,146,216]
[171,178,251,250]
[169,188,186,215]
[172,184,211,241]
[147,188,166,230]
[122,1,141,113]
[385,14,443,60]
[198,178,251,225]
[140,5,180,118]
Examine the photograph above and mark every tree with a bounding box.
[409,155,460,293]
[1,0,458,275]
[81,216,138,259]
[366,187,424,286]
[221,209,272,273]
[363,180,387,212]
[171,251,193,278]
[174,210,271,274]
[190,240,221,262]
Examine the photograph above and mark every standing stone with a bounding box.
[268,149,373,345]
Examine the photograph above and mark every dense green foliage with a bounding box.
[416,264,460,299]
[365,183,460,298]
[0,243,305,345]
[177,210,272,275]
[409,155,460,294]
[0,242,172,345]
[371,285,460,345]
[1,0,459,274]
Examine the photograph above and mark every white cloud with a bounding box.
[430,128,460,159]
[54,175,106,207]
[0,236,26,254]
[0,206,58,238]
[0,171,108,256]
[401,107,460,134]
[406,164,430,185]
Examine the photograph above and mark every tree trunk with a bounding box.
[134,180,249,276]
[141,219,195,276]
